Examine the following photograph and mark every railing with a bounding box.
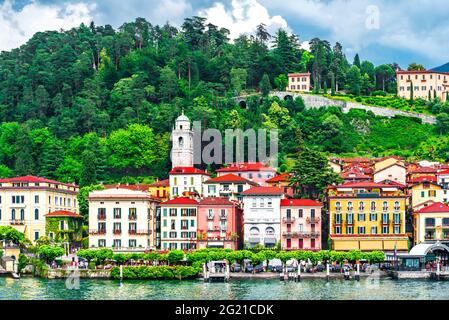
[284,231,321,239]
[129,230,151,235]
[282,217,296,223]
[207,215,214,220]
[97,215,106,221]
[128,215,137,221]
[10,220,25,225]
[89,229,106,235]
[307,217,320,224]
[113,230,122,235]
[220,215,227,220]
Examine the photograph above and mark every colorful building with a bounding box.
[413,202,449,245]
[197,197,243,250]
[408,181,444,209]
[169,167,210,199]
[160,197,198,251]
[241,187,284,248]
[327,181,409,252]
[373,162,407,186]
[148,179,170,201]
[204,173,258,202]
[266,173,294,198]
[216,162,277,187]
[45,210,83,250]
[287,73,311,92]
[88,188,159,252]
[397,70,449,102]
[0,176,79,243]
[280,199,322,251]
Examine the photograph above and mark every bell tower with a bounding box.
[171,111,194,168]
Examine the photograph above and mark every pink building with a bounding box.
[216,163,277,187]
[280,199,322,251]
[197,197,243,250]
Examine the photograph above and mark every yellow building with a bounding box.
[409,181,443,209]
[413,202,449,245]
[148,179,170,202]
[327,181,409,252]
[0,176,79,243]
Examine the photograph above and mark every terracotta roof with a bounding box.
[341,170,371,180]
[438,169,449,175]
[415,202,449,213]
[161,197,199,205]
[409,166,438,174]
[45,210,82,218]
[332,181,399,189]
[288,72,311,77]
[335,157,370,163]
[148,179,170,187]
[241,187,284,196]
[204,173,258,185]
[0,176,77,188]
[199,197,237,206]
[397,70,449,75]
[281,199,322,207]
[169,167,210,176]
[374,162,406,174]
[374,156,404,163]
[408,176,437,184]
[216,162,275,173]
[103,184,151,191]
[266,173,291,183]
[378,180,406,188]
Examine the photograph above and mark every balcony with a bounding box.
[425,225,436,229]
[393,220,401,225]
[297,232,320,239]
[129,230,151,236]
[282,217,296,223]
[220,215,227,220]
[113,230,122,235]
[10,220,25,225]
[219,189,232,194]
[128,215,137,221]
[97,215,106,221]
[282,232,297,238]
[345,220,354,226]
[207,215,214,220]
[89,229,106,235]
[306,217,320,224]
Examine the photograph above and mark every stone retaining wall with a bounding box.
[268,92,437,124]
[47,269,111,279]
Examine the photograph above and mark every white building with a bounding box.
[169,167,210,199]
[204,173,259,202]
[0,176,79,242]
[241,187,284,248]
[88,188,159,252]
[171,111,194,169]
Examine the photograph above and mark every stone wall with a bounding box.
[47,268,111,279]
[268,92,437,125]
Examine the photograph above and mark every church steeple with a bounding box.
[171,113,194,168]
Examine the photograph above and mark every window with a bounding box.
[129,208,137,220]
[252,198,257,207]
[259,198,265,207]
[129,240,137,248]
[394,226,400,234]
[11,208,15,220]
[265,227,275,235]
[335,213,342,224]
[98,208,106,219]
[250,227,260,235]
[357,227,366,234]
[393,213,401,224]
[334,226,342,234]
[129,223,137,233]
[298,209,303,218]
[34,209,39,220]
[382,226,389,234]
[336,202,341,212]
[421,191,425,198]
[310,239,315,249]
[181,220,188,230]
[114,208,121,219]
[163,219,167,227]
[358,214,366,222]
[370,201,376,211]
[382,213,389,224]
[394,201,400,211]
[311,209,316,218]
[34,231,40,241]
[267,198,272,207]
[113,240,122,248]
[425,218,435,227]
[60,220,65,231]
[346,213,354,224]
[207,209,214,220]
[208,185,216,194]
[20,209,24,221]
[173,187,178,196]
[190,220,195,227]
[370,213,377,221]
[382,201,388,211]
[347,226,354,234]
[371,226,378,234]
[169,208,177,217]
[34,195,39,204]
[348,202,353,211]
[359,202,364,212]
[443,218,449,226]
[298,224,304,232]
[98,240,106,248]
[113,223,122,233]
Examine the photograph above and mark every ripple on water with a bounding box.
[1,277,449,300]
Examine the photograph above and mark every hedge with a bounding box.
[110,266,201,280]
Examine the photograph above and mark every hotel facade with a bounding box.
[327,182,409,252]
[0,176,79,243]
[397,70,449,102]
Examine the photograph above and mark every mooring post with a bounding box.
[355,263,360,281]
[120,265,123,280]
[326,263,330,281]
[297,264,301,282]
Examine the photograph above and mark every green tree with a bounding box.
[274,74,288,91]
[259,73,271,96]
[159,66,179,101]
[346,66,361,96]
[230,68,248,96]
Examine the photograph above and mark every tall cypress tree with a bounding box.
[14,129,35,176]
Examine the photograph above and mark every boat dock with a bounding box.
[203,261,230,282]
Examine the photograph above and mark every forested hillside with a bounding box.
[0,17,447,186]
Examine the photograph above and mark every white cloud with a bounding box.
[261,0,449,63]
[0,0,94,51]
[199,0,290,40]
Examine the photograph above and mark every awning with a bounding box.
[264,237,277,245]
[11,225,27,233]
[409,242,449,256]
[248,237,260,243]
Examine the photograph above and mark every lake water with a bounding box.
[0,277,448,300]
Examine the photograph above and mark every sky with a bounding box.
[0,0,448,69]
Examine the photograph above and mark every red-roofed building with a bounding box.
[45,211,83,250]
[280,199,322,251]
[341,169,372,183]
[397,70,448,102]
[169,167,211,199]
[148,179,170,201]
[204,174,258,202]
[413,202,449,245]
[287,72,311,92]
[241,187,285,248]
[160,197,199,251]
[197,198,243,250]
[266,173,295,197]
[407,166,439,184]
[437,169,449,190]
[216,162,277,186]
[0,176,79,243]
